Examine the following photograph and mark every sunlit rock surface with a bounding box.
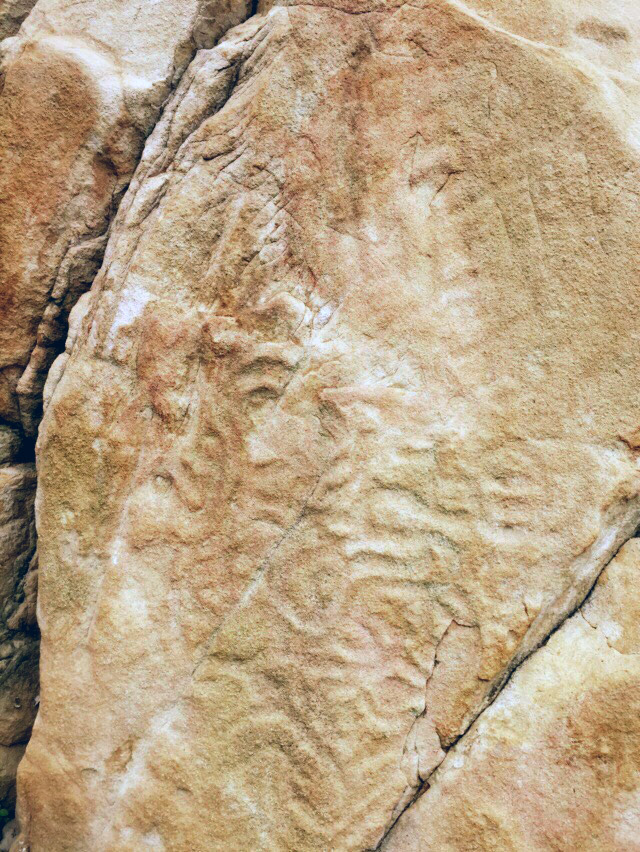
[0,0,252,829]
[0,0,252,435]
[3,0,640,849]
[382,538,640,851]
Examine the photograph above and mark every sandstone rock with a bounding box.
[0,0,252,436]
[0,0,253,828]
[0,433,21,469]
[382,538,640,850]
[12,1,640,849]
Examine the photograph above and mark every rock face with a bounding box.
[0,0,253,824]
[2,0,640,849]
[0,1,37,41]
[0,461,37,816]
[382,538,640,851]
[0,0,252,435]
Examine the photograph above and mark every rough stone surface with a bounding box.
[0,464,37,819]
[0,0,252,826]
[383,538,640,851]
[0,0,252,435]
[0,0,37,41]
[3,0,640,850]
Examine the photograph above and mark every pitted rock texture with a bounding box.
[5,0,640,850]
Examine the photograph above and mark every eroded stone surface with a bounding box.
[0,464,36,818]
[0,0,36,41]
[12,1,640,849]
[0,0,253,828]
[0,0,252,435]
[383,538,640,851]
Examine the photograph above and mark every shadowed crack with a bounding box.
[371,496,640,850]
[0,0,266,835]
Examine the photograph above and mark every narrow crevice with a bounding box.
[0,419,34,465]
[372,512,640,850]
[0,1,264,842]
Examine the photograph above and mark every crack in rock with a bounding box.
[373,497,640,850]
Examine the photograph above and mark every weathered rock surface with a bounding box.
[0,0,253,825]
[383,538,640,851]
[0,0,252,435]
[0,462,36,819]
[3,0,640,849]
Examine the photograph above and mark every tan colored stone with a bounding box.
[383,538,640,851]
[0,0,254,829]
[12,1,640,849]
[0,0,252,434]
[582,538,640,653]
